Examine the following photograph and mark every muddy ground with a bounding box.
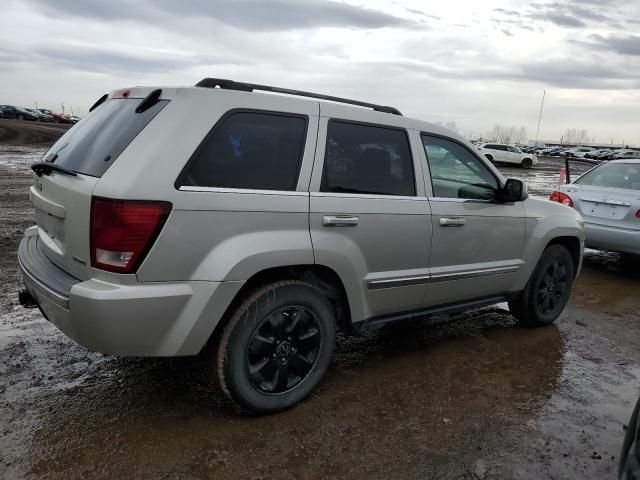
[0,136,638,479]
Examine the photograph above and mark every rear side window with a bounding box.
[575,163,640,190]
[180,111,307,191]
[43,99,168,178]
[321,121,415,196]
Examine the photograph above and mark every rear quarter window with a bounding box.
[178,111,307,191]
[42,98,168,178]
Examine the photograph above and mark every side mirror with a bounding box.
[500,178,528,202]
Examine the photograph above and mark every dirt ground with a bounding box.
[0,134,638,479]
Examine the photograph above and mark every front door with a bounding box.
[420,134,526,306]
[309,113,431,322]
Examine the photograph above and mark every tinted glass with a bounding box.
[321,121,415,196]
[43,98,168,177]
[422,134,498,200]
[576,163,640,190]
[182,112,306,191]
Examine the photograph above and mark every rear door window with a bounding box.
[321,121,415,196]
[179,111,307,191]
[43,98,169,178]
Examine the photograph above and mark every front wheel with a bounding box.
[509,245,575,327]
[213,280,336,413]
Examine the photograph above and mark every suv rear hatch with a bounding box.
[30,89,170,281]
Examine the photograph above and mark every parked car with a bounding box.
[537,146,562,156]
[25,108,54,122]
[18,79,584,413]
[478,143,538,168]
[0,105,39,121]
[562,147,595,158]
[37,109,72,123]
[611,150,640,160]
[551,159,640,256]
[586,149,609,160]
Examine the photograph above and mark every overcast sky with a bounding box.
[2,0,639,144]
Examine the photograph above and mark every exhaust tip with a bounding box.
[18,289,38,308]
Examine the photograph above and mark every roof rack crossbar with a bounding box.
[195,78,402,116]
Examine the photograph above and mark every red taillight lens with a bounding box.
[549,190,574,207]
[111,88,131,99]
[636,209,640,219]
[90,198,171,273]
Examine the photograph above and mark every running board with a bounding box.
[358,295,509,332]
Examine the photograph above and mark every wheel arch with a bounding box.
[205,264,353,351]
[545,236,581,278]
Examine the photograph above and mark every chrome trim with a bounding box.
[429,265,520,283]
[580,196,631,206]
[312,192,427,201]
[18,257,69,309]
[179,186,308,196]
[428,197,495,204]
[367,275,431,290]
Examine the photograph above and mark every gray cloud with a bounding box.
[588,34,640,56]
[25,0,410,31]
[0,43,245,74]
[492,1,617,30]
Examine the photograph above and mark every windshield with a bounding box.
[575,163,640,190]
[42,98,168,177]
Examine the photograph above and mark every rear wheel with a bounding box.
[521,158,533,168]
[509,245,574,327]
[485,154,494,163]
[213,280,336,413]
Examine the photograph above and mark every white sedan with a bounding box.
[478,143,538,168]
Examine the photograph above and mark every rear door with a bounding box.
[309,109,431,321]
[421,134,526,306]
[30,92,171,280]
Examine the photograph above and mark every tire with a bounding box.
[619,396,640,477]
[520,158,533,169]
[485,154,494,163]
[509,245,575,327]
[214,280,336,413]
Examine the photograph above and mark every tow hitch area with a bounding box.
[18,289,38,308]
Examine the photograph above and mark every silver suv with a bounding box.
[18,79,585,413]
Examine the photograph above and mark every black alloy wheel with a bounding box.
[246,306,322,394]
[535,259,569,317]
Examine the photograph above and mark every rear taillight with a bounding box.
[636,209,640,219]
[111,88,131,99]
[549,190,574,207]
[90,197,171,273]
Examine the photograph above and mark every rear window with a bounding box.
[576,163,640,190]
[42,98,168,178]
[178,111,307,191]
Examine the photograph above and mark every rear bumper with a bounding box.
[585,222,640,255]
[18,231,243,356]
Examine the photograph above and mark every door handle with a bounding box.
[439,217,466,227]
[323,215,359,227]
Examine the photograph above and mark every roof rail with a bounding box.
[195,78,402,116]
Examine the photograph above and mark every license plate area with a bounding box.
[35,209,66,251]
[583,202,629,220]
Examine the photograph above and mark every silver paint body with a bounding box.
[557,159,640,255]
[19,86,585,356]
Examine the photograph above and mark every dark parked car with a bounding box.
[38,109,72,124]
[25,108,53,122]
[0,105,38,120]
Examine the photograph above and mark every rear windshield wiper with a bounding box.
[31,161,77,177]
